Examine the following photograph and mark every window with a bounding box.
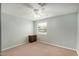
[37,22,47,34]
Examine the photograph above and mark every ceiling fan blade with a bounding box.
[21,3,34,9]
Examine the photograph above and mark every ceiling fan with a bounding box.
[33,3,47,18]
[38,3,47,7]
[22,3,47,18]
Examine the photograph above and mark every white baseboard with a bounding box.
[76,50,79,56]
[40,41,79,56]
[2,42,26,51]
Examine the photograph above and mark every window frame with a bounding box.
[36,22,47,35]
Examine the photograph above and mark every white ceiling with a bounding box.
[1,3,79,21]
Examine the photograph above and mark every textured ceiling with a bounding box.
[2,3,79,21]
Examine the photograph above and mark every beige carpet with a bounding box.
[1,42,78,56]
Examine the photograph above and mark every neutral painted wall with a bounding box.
[1,12,33,50]
[35,13,77,49]
[77,11,79,50]
[0,4,1,52]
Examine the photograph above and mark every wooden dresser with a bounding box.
[28,35,37,43]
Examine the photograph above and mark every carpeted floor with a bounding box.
[1,42,78,56]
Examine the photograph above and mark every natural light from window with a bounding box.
[37,22,47,35]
